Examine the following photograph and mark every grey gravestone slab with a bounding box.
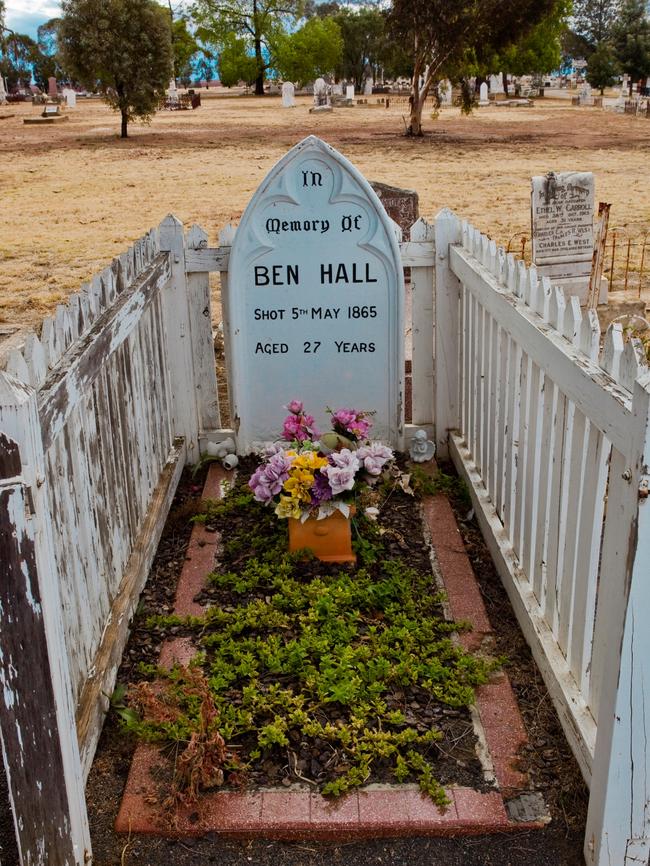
[228,135,404,451]
[281,81,295,107]
[531,171,594,299]
[370,182,419,240]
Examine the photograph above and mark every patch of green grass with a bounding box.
[124,467,500,803]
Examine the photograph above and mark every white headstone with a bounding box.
[579,82,593,105]
[168,78,177,94]
[313,77,328,106]
[363,77,373,96]
[441,79,452,105]
[531,171,595,300]
[0,76,7,105]
[227,135,405,452]
[346,85,355,101]
[479,82,489,105]
[282,81,295,108]
[63,88,76,108]
[488,73,504,94]
[332,83,343,96]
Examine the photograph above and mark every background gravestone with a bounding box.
[531,171,594,300]
[369,182,419,240]
[281,81,295,108]
[227,135,404,452]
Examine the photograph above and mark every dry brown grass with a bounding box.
[1,94,649,328]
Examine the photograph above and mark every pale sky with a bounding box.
[5,0,61,37]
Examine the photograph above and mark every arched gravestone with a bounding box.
[228,135,404,452]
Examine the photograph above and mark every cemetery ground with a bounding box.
[1,94,650,328]
[0,94,646,866]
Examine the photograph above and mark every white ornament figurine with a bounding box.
[205,437,239,468]
[409,429,436,463]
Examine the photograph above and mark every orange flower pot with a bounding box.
[288,507,356,563]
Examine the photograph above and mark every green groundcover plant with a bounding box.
[121,464,499,807]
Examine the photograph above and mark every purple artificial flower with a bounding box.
[311,471,333,505]
[328,448,360,472]
[248,451,292,503]
[322,466,357,495]
[356,443,394,475]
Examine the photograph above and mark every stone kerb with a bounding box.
[227,135,405,452]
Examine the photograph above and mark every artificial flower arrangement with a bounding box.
[248,400,394,522]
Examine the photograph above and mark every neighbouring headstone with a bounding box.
[0,76,7,105]
[441,79,452,105]
[531,171,595,300]
[489,73,504,94]
[48,77,57,98]
[62,88,76,108]
[332,83,343,97]
[370,181,419,240]
[579,82,593,105]
[313,77,328,107]
[346,85,355,103]
[227,135,405,451]
[282,81,295,108]
[364,77,373,96]
[479,82,489,105]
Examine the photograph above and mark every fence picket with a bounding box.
[23,333,47,389]
[409,217,435,428]
[601,323,624,381]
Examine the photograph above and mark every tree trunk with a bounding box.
[121,109,128,138]
[502,71,509,97]
[254,37,264,95]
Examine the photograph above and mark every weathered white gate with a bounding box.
[432,211,650,866]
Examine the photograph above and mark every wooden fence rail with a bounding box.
[434,209,650,866]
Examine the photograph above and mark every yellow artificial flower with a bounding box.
[275,496,302,519]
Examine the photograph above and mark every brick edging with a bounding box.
[116,465,543,839]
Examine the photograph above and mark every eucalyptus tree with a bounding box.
[193,0,304,95]
[59,0,173,137]
[388,0,557,135]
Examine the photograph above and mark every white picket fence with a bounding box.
[0,215,220,864]
[1,205,649,866]
[432,209,650,866]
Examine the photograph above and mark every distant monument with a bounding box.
[363,76,373,96]
[313,77,328,107]
[479,82,489,105]
[63,88,77,108]
[282,81,295,108]
[531,171,595,301]
[441,80,452,105]
[48,77,58,98]
[0,75,7,105]
[488,73,504,95]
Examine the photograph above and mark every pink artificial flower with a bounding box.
[286,400,304,415]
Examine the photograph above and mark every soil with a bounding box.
[79,460,588,866]
[1,95,649,328]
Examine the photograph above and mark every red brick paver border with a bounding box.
[115,465,542,839]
